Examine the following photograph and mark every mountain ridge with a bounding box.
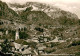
[8,2,79,20]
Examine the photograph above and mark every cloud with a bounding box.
[53,2,80,18]
[1,0,55,4]
[1,0,79,4]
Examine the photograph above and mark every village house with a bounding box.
[0,19,11,25]
[38,36,49,43]
[38,36,44,43]
[31,37,39,43]
[10,42,33,56]
[43,30,51,37]
[13,42,29,52]
[0,32,3,38]
[10,42,15,52]
[50,36,59,42]
[0,39,4,45]
[37,43,46,55]
[21,48,32,56]
[49,36,66,43]
[26,39,32,42]
[13,42,22,52]
[30,24,35,31]
[0,37,3,51]
[13,39,31,52]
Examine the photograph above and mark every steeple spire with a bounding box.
[15,30,19,40]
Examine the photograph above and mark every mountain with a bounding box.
[8,2,79,26]
[6,2,80,40]
[0,1,19,21]
[9,2,78,19]
[0,1,79,32]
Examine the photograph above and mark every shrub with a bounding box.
[51,42,59,48]
[71,41,80,46]
[68,40,80,47]
[75,52,80,56]
[19,32,29,39]
[28,42,37,48]
[35,27,44,32]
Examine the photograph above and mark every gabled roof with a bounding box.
[15,39,28,45]
[37,43,46,50]
[21,49,31,54]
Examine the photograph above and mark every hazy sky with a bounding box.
[1,0,80,19]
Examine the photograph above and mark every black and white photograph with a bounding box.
[0,0,80,56]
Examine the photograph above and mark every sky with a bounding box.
[1,0,80,19]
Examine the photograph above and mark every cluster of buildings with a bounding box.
[0,19,67,56]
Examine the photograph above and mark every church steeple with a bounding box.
[15,30,19,40]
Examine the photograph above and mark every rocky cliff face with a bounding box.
[8,2,79,26]
[9,2,79,19]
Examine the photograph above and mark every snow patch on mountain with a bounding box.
[31,5,38,11]
[7,2,79,19]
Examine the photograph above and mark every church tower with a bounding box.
[15,30,19,40]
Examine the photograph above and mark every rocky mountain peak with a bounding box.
[8,2,79,20]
